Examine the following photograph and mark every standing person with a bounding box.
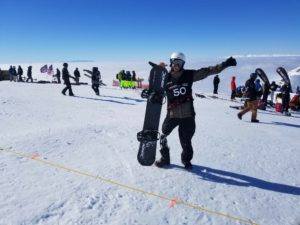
[296,86,300,95]
[280,81,291,115]
[12,66,18,82]
[237,73,260,123]
[213,75,220,94]
[131,70,137,89]
[262,81,270,103]
[9,66,13,82]
[84,67,101,95]
[154,52,237,169]
[17,65,24,82]
[74,68,80,85]
[255,79,262,99]
[117,70,124,88]
[61,63,74,96]
[269,81,278,104]
[55,69,61,84]
[230,76,236,100]
[26,66,33,82]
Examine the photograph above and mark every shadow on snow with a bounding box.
[72,96,136,105]
[169,164,300,196]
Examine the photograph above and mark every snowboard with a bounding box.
[276,67,293,92]
[137,62,168,166]
[255,68,270,84]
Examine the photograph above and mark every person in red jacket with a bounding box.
[231,76,236,100]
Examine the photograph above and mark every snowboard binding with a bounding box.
[137,130,160,143]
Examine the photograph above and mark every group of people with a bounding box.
[60,63,102,96]
[213,69,298,122]
[8,65,33,82]
[116,70,137,89]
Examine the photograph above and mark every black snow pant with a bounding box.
[282,95,290,112]
[213,84,218,94]
[26,76,33,82]
[62,82,74,96]
[161,116,196,163]
[92,84,100,95]
[231,90,236,100]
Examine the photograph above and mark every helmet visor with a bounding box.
[170,59,184,67]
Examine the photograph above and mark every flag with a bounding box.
[40,64,48,73]
[47,65,54,76]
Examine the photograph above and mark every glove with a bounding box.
[141,89,150,99]
[223,57,237,67]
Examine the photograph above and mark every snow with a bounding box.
[0,58,300,225]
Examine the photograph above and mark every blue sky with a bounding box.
[1,0,300,63]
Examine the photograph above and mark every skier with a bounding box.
[84,67,101,95]
[26,66,33,82]
[213,75,220,94]
[61,63,75,96]
[237,73,260,123]
[230,76,236,100]
[74,68,80,85]
[154,52,237,169]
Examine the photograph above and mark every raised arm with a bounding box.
[193,57,236,82]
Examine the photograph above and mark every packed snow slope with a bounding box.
[0,73,300,224]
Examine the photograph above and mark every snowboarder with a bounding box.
[61,63,75,96]
[154,52,237,169]
[237,73,260,123]
[74,68,80,85]
[230,76,236,100]
[262,81,270,103]
[213,75,220,94]
[280,81,291,115]
[17,65,24,82]
[54,69,61,84]
[296,86,300,95]
[26,66,33,82]
[270,81,278,104]
[255,79,262,99]
[84,67,101,95]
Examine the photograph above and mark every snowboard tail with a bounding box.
[137,62,168,166]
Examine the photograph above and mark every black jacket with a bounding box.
[213,76,220,85]
[244,78,258,101]
[62,68,71,84]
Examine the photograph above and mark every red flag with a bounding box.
[40,64,48,73]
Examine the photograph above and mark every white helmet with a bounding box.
[170,52,186,62]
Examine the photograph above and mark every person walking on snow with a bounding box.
[154,52,237,169]
[237,73,260,123]
[230,76,236,100]
[84,67,101,95]
[26,66,33,82]
[61,63,75,96]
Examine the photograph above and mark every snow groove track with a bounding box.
[1,147,259,225]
